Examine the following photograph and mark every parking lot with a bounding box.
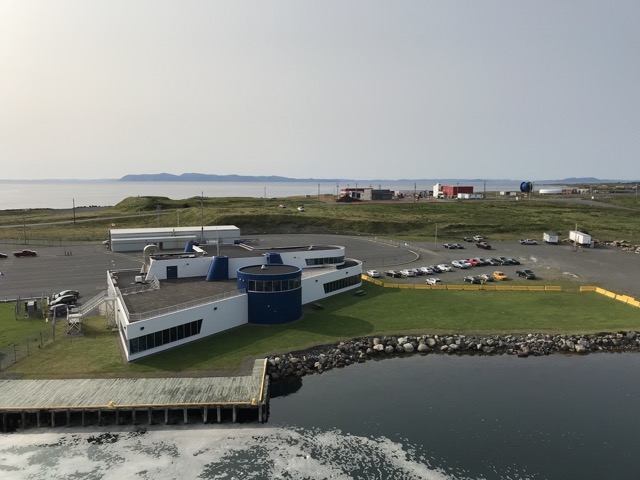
[381,238,640,297]
[1,234,639,302]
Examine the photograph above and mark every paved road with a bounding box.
[1,235,639,302]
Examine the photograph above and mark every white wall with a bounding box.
[301,261,363,304]
[125,294,248,361]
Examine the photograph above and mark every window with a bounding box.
[323,274,361,294]
[129,319,203,355]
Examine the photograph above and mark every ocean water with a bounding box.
[0,180,522,210]
[1,353,639,479]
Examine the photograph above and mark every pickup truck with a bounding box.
[516,269,536,279]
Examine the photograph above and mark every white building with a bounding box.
[107,234,363,361]
[108,226,241,253]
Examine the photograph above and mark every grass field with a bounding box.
[2,283,639,379]
[1,192,639,245]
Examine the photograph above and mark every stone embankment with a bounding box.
[266,332,640,381]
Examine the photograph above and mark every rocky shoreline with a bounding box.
[266,332,640,381]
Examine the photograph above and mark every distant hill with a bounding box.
[119,173,631,184]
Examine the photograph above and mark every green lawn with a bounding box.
[3,283,639,379]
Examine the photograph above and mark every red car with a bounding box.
[476,242,492,250]
[13,249,38,257]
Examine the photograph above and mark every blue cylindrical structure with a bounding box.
[206,256,229,281]
[265,252,283,264]
[237,265,302,325]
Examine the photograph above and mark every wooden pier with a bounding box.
[0,359,269,431]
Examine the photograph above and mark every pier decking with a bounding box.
[0,359,269,431]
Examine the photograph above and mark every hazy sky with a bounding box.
[2,1,638,181]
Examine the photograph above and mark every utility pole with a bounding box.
[73,198,76,224]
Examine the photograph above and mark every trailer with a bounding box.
[569,230,592,247]
[543,232,559,244]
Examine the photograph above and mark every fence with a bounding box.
[0,326,58,371]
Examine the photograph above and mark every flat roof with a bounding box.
[110,225,239,235]
[239,265,300,275]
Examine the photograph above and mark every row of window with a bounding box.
[323,274,361,294]
[129,319,203,354]
[247,278,301,292]
[305,255,345,266]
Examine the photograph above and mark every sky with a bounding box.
[1,1,639,181]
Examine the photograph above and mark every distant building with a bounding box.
[108,226,241,253]
[434,183,474,199]
[339,187,394,201]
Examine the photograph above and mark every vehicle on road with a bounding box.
[365,270,380,278]
[13,249,38,257]
[437,264,452,272]
[0,253,7,259]
[493,271,508,281]
[426,277,442,285]
[520,239,538,245]
[516,269,536,279]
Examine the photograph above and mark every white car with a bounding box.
[437,264,452,272]
[419,266,435,275]
[520,239,538,245]
[451,260,471,269]
[426,277,442,285]
[365,269,380,278]
[400,269,416,277]
[473,235,484,242]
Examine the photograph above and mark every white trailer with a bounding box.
[543,232,559,244]
[569,230,592,246]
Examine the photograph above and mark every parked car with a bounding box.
[53,290,80,300]
[385,270,402,278]
[400,269,416,277]
[472,257,489,266]
[476,241,492,250]
[520,239,538,245]
[493,271,508,281]
[516,269,536,279]
[0,253,7,259]
[473,235,484,242]
[13,249,37,257]
[462,237,473,242]
[466,258,481,267]
[49,294,77,306]
[453,243,464,249]
[452,260,471,269]
[437,264,452,272]
[419,266,435,275]
[49,303,78,318]
[477,273,494,282]
[506,258,520,265]
[428,265,442,273]
[487,258,502,266]
[365,270,380,278]
[443,243,458,249]
[426,277,443,285]
[463,275,481,284]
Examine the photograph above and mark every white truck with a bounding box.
[569,230,592,246]
[543,232,559,244]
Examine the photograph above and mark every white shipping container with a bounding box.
[543,232,559,244]
[569,230,592,246]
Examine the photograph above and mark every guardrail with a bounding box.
[362,275,562,291]
[581,286,640,308]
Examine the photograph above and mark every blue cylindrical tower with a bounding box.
[237,264,302,325]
